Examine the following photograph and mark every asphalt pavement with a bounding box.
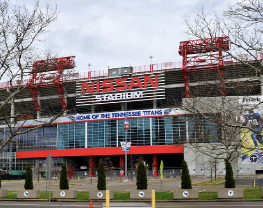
[2,176,202,192]
[2,176,263,192]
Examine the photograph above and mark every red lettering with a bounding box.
[144,75,158,88]
[81,75,159,94]
[102,79,114,92]
[96,81,100,93]
[116,78,127,91]
[81,82,94,94]
[129,77,143,89]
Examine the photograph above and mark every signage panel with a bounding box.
[17,108,184,127]
[240,96,263,164]
[76,73,165,106]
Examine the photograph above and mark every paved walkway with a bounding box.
[1,177,211,192]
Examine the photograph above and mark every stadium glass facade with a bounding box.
[0,113,220,176]
[3,115,220,151]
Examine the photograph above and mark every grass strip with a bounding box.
[4,191,16,199]
[114,191,130,200]
[155,191,173,200]
[193,179,225,186]
[76,191,89,201]
[244,187,261,200]
[199,192,217,200]
[40,191,53,199]
[2,188,262,201]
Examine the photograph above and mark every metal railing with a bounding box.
[0,56,262,90]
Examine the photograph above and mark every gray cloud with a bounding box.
[25,0,232,72]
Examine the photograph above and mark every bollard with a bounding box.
[152,190,155,208]
[106,190,110,208]
[90,199,93,208]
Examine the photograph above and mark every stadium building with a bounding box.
[0,36,262,178]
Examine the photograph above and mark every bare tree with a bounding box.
[182,78,263,177]
[0,0,59,151]
[181,0,263,176]
[184,0,263,72]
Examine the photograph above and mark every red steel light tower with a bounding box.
[28,56,75,112]
[178,36,230,98]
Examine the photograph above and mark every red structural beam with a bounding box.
[32,56,75,73]
[178,36,229,98]
[178,36,229,55]
[28,56,75,112]
[16,145,184,159]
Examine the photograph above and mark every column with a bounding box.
[153,154,158,177]
[121,103,125,111]
[10,98,15,124]
[91,105,95,113]
[63,87,68,116]
[119,155,125,177]
[89,156,95,177]
[153,100,157,109]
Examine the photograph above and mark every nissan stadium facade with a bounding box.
[1,36,263,178]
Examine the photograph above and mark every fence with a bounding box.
[72,168,182,180]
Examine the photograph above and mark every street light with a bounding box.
[121,72,132,181]
[149,55,153,72]
[149,55,153,64]
[88,63,92,79]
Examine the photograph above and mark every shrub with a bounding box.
[225,159,235,188]
[60,163,69,190]
[24,163,33,190]
[181,160,192,189]
[97,160,106,190]
[136,162,147,190]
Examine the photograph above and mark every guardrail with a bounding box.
[0,58,261,90]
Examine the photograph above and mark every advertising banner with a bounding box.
[240,96,263,164]
[17,108,184,127]
[76,73,165,106]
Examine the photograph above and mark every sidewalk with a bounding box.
[1,176,212,192]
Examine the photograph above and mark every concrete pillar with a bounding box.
[91,105,95,113]
[63,87,68,116]
[119,155,125,177]
[121,103,125,111]
[10,98,15,124]
[89,156,95,177]
[153,100,157,109]
[153,154,158,177]
[37,111,41,119]
[37,89,41,119]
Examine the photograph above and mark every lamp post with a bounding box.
[88,63,92,79]
[149,55,153,64]
[121,72,132,180]
[149,55,153,72]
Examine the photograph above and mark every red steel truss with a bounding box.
[28,56,75,112]
[178,36,230,98]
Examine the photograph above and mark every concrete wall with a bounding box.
[183,96,263,177]
[184,143,228,177]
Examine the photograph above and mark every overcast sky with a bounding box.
[23,0,233,73]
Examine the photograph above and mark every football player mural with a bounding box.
[241,97,263,164]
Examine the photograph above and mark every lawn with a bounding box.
[155,191,173,200]
[114,191,130,200]
[199,192,218,200]
[244,187,261,200]
[193,178,225,186]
